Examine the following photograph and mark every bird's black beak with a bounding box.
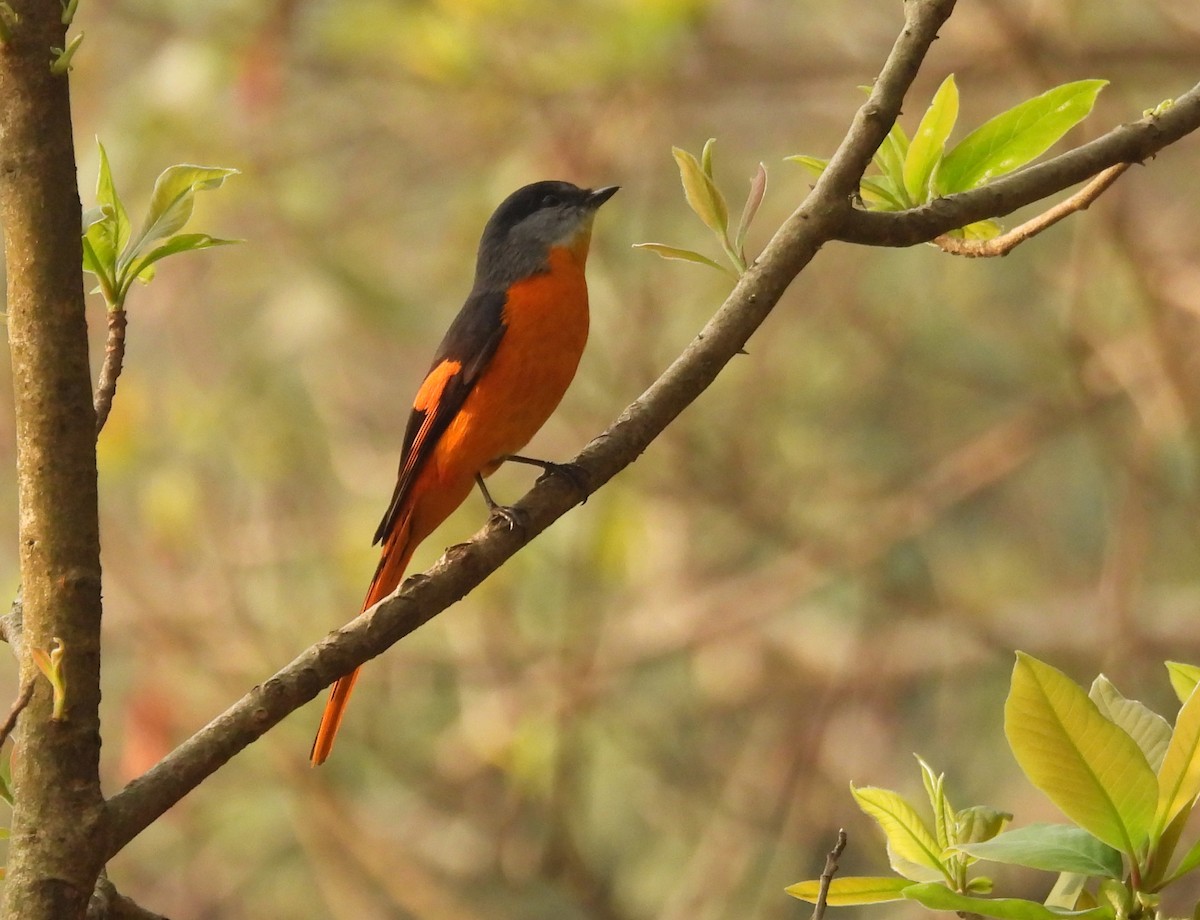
[586,186,619,208]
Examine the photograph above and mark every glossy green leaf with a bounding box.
[956,824,1123,878]
[937,80,1107,193]
[122,164,239,266]
[1089,675,1172,771]
[1154,684,1200,835]
[672,145,728,236]
[1005,653,1157,854]
[786,876,913,905]
[904,74,958,203]
[631,243,733,276]
[852,784,945,877]
[1167,662,1200,704]
[904,882,1115,920]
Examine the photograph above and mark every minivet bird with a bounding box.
[311,180,618,764]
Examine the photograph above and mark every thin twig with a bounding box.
[933,163,1131,257]
[0,676,36,750]
[811,829,848,920]
[94,306,127,433]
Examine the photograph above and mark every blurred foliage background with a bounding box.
[2,1,1200,917]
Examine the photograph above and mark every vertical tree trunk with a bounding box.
[0,3,109,917]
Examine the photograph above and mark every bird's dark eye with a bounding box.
[541,194,562,208]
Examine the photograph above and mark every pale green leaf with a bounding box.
[700,137,716,178]
[861,176,908,211]
[1167,662,1200,704]
[786,154,828,181]
[874,120,910,199]
[1089,675,1172,771]
[917,756,953,851]
[1154,683,1200,835]
[672,146,728,236]
[632,243,733,276]
[955,806,1012,845]
[956,824,1123,878]
[904,74,959,204]
[904,882,1115,920]
[1005,653,1157,854]
[786,876,913,905]
[1045,873,1089,911]
[95,140,130,254]
[122,164,239,266]
[938,80,1107,193]
[940,218,1004,241]
[852,784,946,878]
[124,233,241,291]
[887,840,945,883]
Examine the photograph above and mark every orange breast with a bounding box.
[404,245,590,543]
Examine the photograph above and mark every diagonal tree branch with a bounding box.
[104,0,961,858]
[103,0,1200,863]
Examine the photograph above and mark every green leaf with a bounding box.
[122,164,239,268]
[1167,662,1200,704]
[861,176,908,211]
[873,120,910,200]
[700,137,716,178]
[782,878,912,906]
[95,140,130,255]
[672,146,728,236]
[904,74,959,204]
[121,233,239,295]
[917,756,954,851]
[1089,675,1172,772]
[631,243,734,276]
[940,218,1004,241]
[903,882,1115,920]
[1005,653,1157,854]
[886,840,945,883]
[955,806,1013,846]
[852,784,946,879]
[786,154,828,180]
[1154,683,1200,835]
[786,876,913,905]
[956,824,1123,878]
[938,80,1108,193]
[1045,873,1089,911]
[734,163,767,254]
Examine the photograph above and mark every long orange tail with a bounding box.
[310,523,417,765]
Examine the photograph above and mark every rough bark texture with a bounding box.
[0,4,109,918]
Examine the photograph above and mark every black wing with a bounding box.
[372,288,507,545]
